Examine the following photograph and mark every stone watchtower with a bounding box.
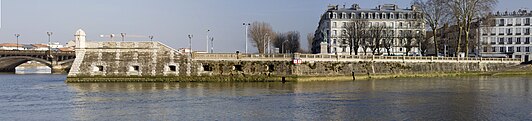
[68,29,87,76]
[75,29,86,49]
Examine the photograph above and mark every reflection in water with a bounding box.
[1,74,532,120]
[64,77,532,120]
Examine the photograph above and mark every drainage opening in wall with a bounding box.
[132,65,140,71]
[169,65,177,72]
[96,66,104,72]
[268,64,275,72]
[234,65,243,71]
[203,64,213,71]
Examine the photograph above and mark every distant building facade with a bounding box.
[480,10,532,62]
[0,43,24,50]
[313,4,425,55]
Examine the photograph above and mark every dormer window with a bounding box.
[333,13,338,19]
[342,12,347,19]
[351,13,356,19]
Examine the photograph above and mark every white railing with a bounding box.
[192,53,522,63]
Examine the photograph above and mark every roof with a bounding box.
[0,43,23,47]
[58,47,74,52]
[32,44,49,48]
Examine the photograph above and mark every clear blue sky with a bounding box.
[0,0,527,52]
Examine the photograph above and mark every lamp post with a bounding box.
[14,34,20,50]
[188,34,194,56]
[210,37,214,53]
[120,33,126,42]
[149,35,154,41]
[243,23,251,53]
[46,32,53,57]
[206,29,210,53]
[282,40,288,54]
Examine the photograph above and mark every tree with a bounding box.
[274,31,301,53]
[307,33,314,53]
[345,19,368,55]
[400,30,416,55]
[382,29,395,56]
[413,0,450,56]
[249,21,274,54]
[447,0,497,57]
[368,25,386,55]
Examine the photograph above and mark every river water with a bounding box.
[0,74,531,120]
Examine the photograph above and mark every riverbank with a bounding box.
[65,65,532,83]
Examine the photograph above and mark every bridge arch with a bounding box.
[0,56,55,72]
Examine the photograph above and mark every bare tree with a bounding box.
[413,0,450,56]
[345,19,368,55]
[401,30,416,55]
[274,31,301,53]
[368,25,386,55]
[307,33,314,53]
[448,0,497,57]
[249,21,274,54]
[382,29,395,56]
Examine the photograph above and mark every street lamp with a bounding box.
[243,23,251,53]
[46,32,53,57]
[120,33,126,42]
[188,34,194,56]
[282,40,288,54]
[206,29,210,53]
[210,37,214,53]
[149,35,154,41]
[14,34,20,50]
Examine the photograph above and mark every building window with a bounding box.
[527,37,531,44]
[517,47,522,52]
[492,47,496,52]
[526,28,531,35]
[499,37,504,44]
[500,47,505,52]
[499,19,505,26]
[483,47,488,52]
[342,22,347,28]
[517,18,522,25]
[508,37,513,44]
[332,22,337,28]
[508,47,514,52]
[526,47,530,52]
[508,18,514,26]
[526,18,531,25]
[507,28,513,35]
[333,30,337,37]
[342,13,346,19]
[517,28,522,35]
[333,13,337,19]
[490,37,496,44]
[517,37,522,44]
[499,28,504,35]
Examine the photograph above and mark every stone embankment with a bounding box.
[65,41,525,83]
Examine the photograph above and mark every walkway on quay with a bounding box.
[192,53,522,64]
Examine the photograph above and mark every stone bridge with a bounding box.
[0,50,76,73]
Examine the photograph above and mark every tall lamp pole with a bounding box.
[120,33,126,42]
[47,32,53,57]
[188,34,194,56]
[14,34,20,50]
[243,23,251,53]
[206,29,210,53]
[210,37,214,53]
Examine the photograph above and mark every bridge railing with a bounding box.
[192,53,522,63]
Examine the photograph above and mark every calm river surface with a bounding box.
[1,74,531,120]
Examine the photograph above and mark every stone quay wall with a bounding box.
[66,42,523,82]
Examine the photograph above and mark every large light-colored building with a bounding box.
[313,4,425,55]
[480,10,532,62]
